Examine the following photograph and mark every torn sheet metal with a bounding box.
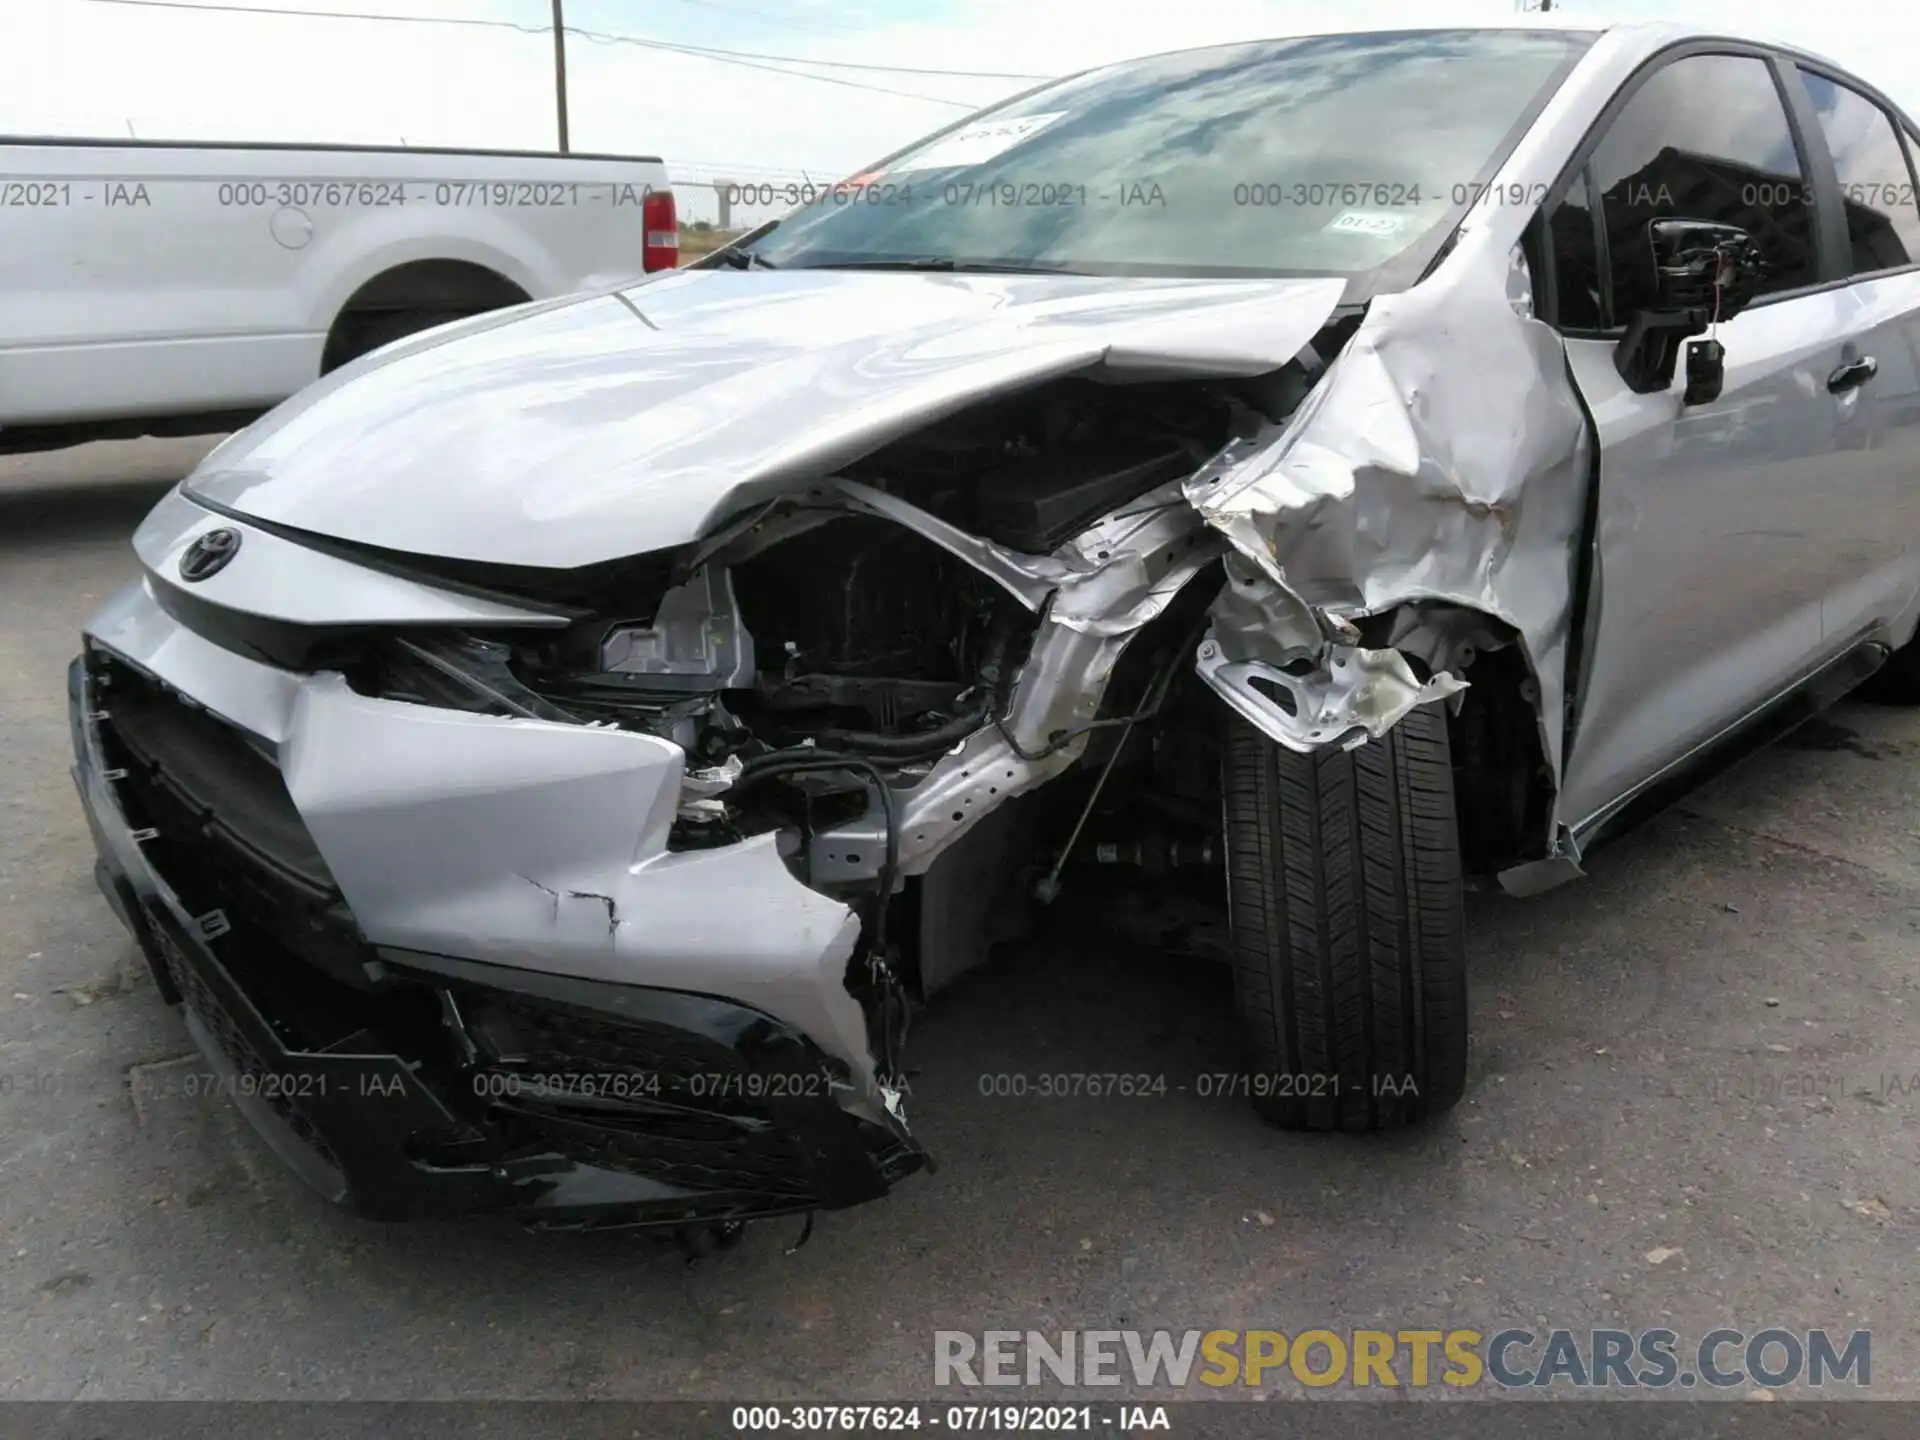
[1194,547,1466,752]
[804,478,1223,884]
[825,476,1071,610]
[1186,245,1590,782]
[1196,633,1467,754]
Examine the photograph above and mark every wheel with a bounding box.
[325,307,471,372]
[1220,702,1468,1131]
[1857,636,1920,704]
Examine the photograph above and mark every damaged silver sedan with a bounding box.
[71,22,1920,1229]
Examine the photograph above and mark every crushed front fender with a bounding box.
[1186,244,1591,784]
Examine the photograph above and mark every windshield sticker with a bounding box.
[890,112,1068,172]
[1325,210,1410,238]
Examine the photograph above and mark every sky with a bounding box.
[5,0,1920,224]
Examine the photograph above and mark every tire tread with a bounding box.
[1222,705,1467,1131]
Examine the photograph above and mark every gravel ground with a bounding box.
[2,438,1917,1402]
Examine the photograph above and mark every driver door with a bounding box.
[1551,49,1866,828]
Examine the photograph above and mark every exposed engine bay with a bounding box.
[76,252,1581,1231]
[337,379,1257,1018]
[331,367,1548,1079]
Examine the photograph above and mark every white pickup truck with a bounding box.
[0,139,676,453]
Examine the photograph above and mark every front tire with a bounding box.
[1221,703,1468,1131]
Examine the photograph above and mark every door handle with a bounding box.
[1828,356,1879,393]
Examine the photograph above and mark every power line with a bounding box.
[82,0,978,104]
[565,29,978,104]
[656,0,860,40]
[83,0,530,35]
[592,32,1045,80]
[672,158,838,176]
[81,0,1051,81]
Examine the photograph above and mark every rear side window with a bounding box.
[1588,54,1817,318]
[1797,69,1920,276]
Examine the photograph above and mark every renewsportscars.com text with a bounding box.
[933,1327,1871,1390]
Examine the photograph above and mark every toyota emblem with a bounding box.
[178,527,242,582]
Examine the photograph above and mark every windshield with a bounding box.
[744,29,1591,288]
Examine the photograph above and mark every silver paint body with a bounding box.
[81,22,1920,1120]
[180,272,1349,567]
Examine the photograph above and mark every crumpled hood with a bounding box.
[186,268,1347,568]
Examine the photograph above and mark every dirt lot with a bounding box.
[2,438,1917,1401]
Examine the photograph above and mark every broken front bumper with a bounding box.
[68,587,923,1226]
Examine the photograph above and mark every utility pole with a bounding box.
[551,0,570,154]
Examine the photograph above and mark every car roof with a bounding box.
[1592,20,1846,73]
[1109,22,1905,124]
[1115,21,1847,80]
[1087,22,1912,157]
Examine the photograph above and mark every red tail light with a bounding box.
[643,188,678,271]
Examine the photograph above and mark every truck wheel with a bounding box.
[326,307,470,371]
[1220,702,1468,1131]
[1858,637,1920,704]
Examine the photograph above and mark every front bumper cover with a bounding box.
[69,639,923,1227]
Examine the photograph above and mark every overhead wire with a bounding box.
[82,0,1053,98]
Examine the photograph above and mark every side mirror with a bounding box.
[1648,218,1766,317]
[1613,219,1769,399]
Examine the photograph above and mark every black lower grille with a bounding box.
[486,995,750,1088]
[91,651,372,999]
[148,912,343,1171]
[462,993,831,1195]
[96,658,329,892]
[89,650,448,1067]
[497,1104,817,1197]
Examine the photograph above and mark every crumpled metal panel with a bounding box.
[825,477,1069,611]
[276,673,887,1117]
[1195,630,1468,755]
[1186,250,1589,779]
[801,477,1225,885]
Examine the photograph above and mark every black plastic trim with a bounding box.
[178,490,647,619]
[1572,639,1889,859]
[146,572,387,672]
[1769,55,1849,290]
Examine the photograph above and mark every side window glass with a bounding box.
[1546,171,1604,329]
[1798,69,1920,275]
[1590,54,1816,319]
